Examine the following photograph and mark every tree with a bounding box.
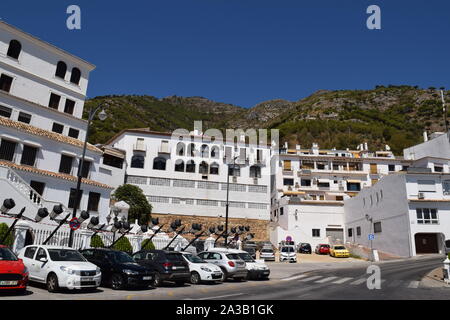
[0,223,14,246]
[113,236,132,253]
[90,234,104,248]
[112,184,152,224]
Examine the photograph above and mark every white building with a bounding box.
[0,21,122,226]
[106,128,272,233]
[270,142,409,248]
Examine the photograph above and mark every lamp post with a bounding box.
[365,214,373,262]
[224,156,238,247]
[68,103,109,248]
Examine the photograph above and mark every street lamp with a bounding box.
[68,102,109,248]
[224,155,239,246]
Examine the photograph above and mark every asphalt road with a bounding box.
[0,255,447,300]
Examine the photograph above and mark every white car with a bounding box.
[279,245,297,263]
[180,252,224,284]
[18,245,101,292]
[260,247,276,261]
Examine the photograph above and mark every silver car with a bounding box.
[260,247,275,261]
[197,250,248,281]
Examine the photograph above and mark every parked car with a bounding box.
[297,243,312,254]
[242,246,256,259]
[279,245,297,263]
[197,250,248,281]
[132,250,190,287]
[180,252,223,284]
[0,245,28,293]
[80,248,154,290]
[18,245,101,292]
[260,247,275,261]
[233,249,270,280]
[329,245,350,258]
[315,244,331,255]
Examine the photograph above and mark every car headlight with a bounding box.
[201,266,212,272]
[96,267,101,274]
[123,269,139,275]
[60,266,75,274]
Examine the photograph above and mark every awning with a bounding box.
[346,180,361,183]
[103,148,125,159]
[283,191,306,196]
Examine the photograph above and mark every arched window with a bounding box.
[176,142,185,156]
[55,61,67,79]
[250,165,261,178]
[7,40,21,59]
[153,157,166,170]
[200,145,209,158]
[187,143,196,157]
[130,155,145,168]
[70,67,81,85]
[174,159,185,172]
[210,162,219,175]
[228,164,241,177]
[199,161,209,175]
[186,160,196,173]
[211,146,220,159]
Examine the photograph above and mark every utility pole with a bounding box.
[225,156,238,247]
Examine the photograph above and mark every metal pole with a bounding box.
[108,228,132,248]
[91,224,106,239]
[43,213,71,245]
[214,230,227,245]
[182,231,205,251]
[0,207,25,245]
[224,156,236,247]
[163,226,185,250]
[142,224,165,250]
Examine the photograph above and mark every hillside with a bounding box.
[85,85,449,155]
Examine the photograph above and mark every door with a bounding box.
[33,247,49,282]
[326,228,344,243]
[415,233,439,254]
[22,246,37,280]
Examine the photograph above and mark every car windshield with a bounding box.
[226,253,241,260]
[107,251,135,263]
[334,246,346,250]
[261,249,273,253]
[238,252,255,262]
[244,248,255,254]
[0,247,18,261]
[48,249,86,262]
[183,254,205,263]
[281,247,294,253]
[321,245,330,248]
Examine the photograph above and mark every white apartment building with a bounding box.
[0,21,122,225]
[106,128,272,224]
[270,142,411,248]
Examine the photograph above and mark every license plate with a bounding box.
[0,281,18,286]
[143,276,152,280]
[214,273,222,276]
[82,277,94,282]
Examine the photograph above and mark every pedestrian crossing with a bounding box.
[283,274,422,289]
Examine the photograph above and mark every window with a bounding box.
[59,155,74,174]
[35,248,47,261]
[283,178,294,186]
[87,192,101,212]
[68,188,83,209]
[348,228,353,237]
[174,160,185,172]
[70,67,81,85]
[301,179,311,187]
[210,162,219,175]
[200,145,209,158]
[336,196,344,201]
[318,181,330,188]
[228,164,240,177]
[176,142,185,156]
[64,99,75,115]
[131,155,145,168]
[24,247,37,259]
[81,161,91,178]
[211,146,219,159]
[388,164,396,172]
[312,229,320,237]
[347,182,361,191]
[20,145,38,166]
[280,207,284,216]
[199,161,209,175]
[283,160,292,171]
[0,139,17,161]
[435,165,444,173]
[103,154,123,169]
[187,143,196,157]
[153,157,166,170]
[416,208,439,224]
[18,112,31,124]
[0,74,13,92]
[30,181,45,196]
[55,61,67,79]
[48,93,61,109]
[0,105,12,118]
[418,180,436,192]
[186,160,196,173]
[356,226,361,236]
[52,122,64,134]
[68,128,79,139]
[317,162,326,170]
[7,40,21,59]
[250,165,261,178]
[373,222,382,233]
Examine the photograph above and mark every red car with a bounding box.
[314,244,331,255]
[0,245,28,293]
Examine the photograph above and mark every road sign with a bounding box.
[69,217,81,231]
[368,234,375,241]
[286,236,293,242]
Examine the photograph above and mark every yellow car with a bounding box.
[329,245,350,258]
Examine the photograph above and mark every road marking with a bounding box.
[198,293,245,300]
[407,281,420,289]
[299,276,323,282]
[332,277,353,284]
[315,276,338,283]
[281,274,309,281]
[350,278,367,286]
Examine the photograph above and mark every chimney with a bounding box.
[423,131,428,142]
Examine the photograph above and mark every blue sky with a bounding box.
[1,0,450,107]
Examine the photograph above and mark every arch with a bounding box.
[131,155,145,168]
[174,159,185,172]
[187,143,196,157]
[210,162,219,175]
[228,164,241,177]
[70,67,82,85]
[176,142,185,156]
[7,40,21,59]
[250,165,261,178]
[153,157,167,170]
[211,146,220,159]
[55,61,67,79]
[199,161,209,175]
[200,145,209,158]
[186,160,196,173]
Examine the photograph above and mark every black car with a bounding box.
[80,248,154,290]
[132,250,190,287]
[297,243,312,254]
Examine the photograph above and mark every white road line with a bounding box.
[407,281,420,289]
[332,277,354,284]
[281,274,309,281]
[350,278,367,285]
[299,276,323,282]
[198,293,245,300]
[315,276,338,283]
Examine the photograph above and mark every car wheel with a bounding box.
[46,273,59,293]
[152,272,162,287]
[190,272,201,285]
[111,273,125,290]
[220,268,228,281]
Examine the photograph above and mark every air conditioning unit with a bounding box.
[418,192,425,199]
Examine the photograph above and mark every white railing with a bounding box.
[32,228,84,248]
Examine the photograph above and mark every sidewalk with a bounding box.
[421,267,450,288]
